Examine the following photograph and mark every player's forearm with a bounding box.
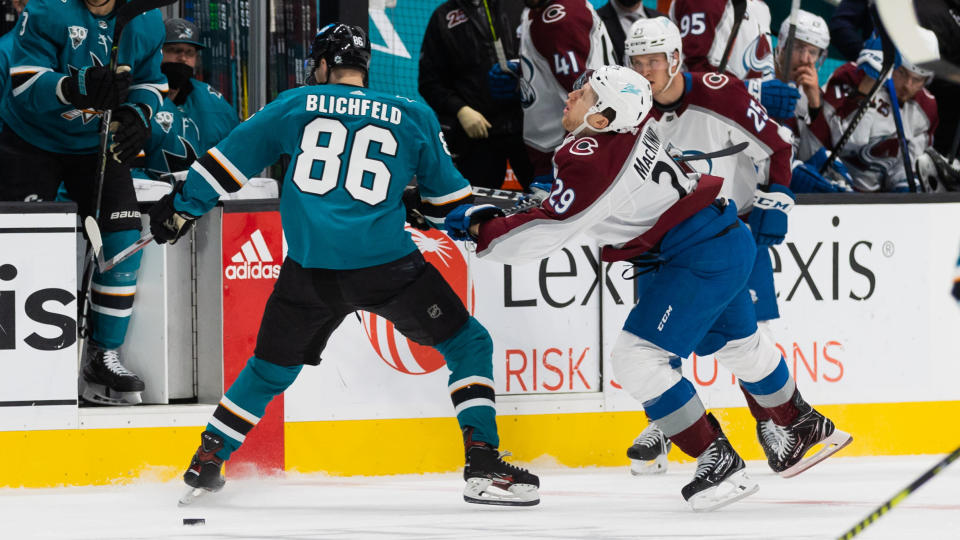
[14,70,69,114]
[173,169,221,217]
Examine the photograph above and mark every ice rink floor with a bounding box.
[2,455,957,540]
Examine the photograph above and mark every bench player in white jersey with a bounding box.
[621,17,851,478]
[773,10,855,193]
[669,0,800,122]
[445,65,850,511]
[810,32,960,192]
[518,0,617,180]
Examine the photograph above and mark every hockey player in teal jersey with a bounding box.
[160,18,237,153]
[150,24,540,507]
[0,0,167,405]
[130,95,200,180]
[0,29,11,132]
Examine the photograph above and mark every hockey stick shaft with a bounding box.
[836,445,960,540]
[99,232,154,273]
[480,0,509,70]
[83,216,154,273]
[819,63,894,174]
[675,142,749,163]
[778,0,802,83]
[884,78,917,191]
[717,0,747,74]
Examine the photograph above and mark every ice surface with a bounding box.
[1,456,957,540]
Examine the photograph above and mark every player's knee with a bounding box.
[611,331,681,403]
[714,330,781,382]
[435,317,492,370]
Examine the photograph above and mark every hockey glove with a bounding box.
[757,79,800,119]
[916,148,960,192]
[149,182,199,245]
[59,65,131,111]
[444,203,504,241]
[110,103,151,165]
[488,60,520,101]
[856,35,901,80]
[402,185,431,231]
[748,183,795,246]
[790,162,849,193]
[804,147,854,191]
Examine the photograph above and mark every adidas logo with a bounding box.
[224,229,281,280]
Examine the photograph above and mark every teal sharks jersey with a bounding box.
[0,30,13,132]
[0,0,166,153]
[132,96,199,179]
[181,78,238,152]
[175,83,473,270]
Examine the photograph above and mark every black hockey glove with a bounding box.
[149,182,198,245]
[402,185,430,231]
[110,103,151,165]
[60,65,131,111]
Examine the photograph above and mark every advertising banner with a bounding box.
[0,210,78,431]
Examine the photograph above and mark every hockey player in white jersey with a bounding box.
[622,17,851,477]
[517,0,617,180]
[669,0,800,121]
[774,10,855,193]
[446,65,850,511]
[810,32,959,192]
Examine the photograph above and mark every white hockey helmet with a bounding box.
[570,65,652,135]
[900,27,940,83]
[625,17,682,95]
[777,10,830,69]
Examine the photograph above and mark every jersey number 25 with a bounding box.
[292,117,397,205]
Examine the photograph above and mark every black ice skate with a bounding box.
[757,393,852,478]
[179,431,226,506]
[627,421,672,475]
[681,417,758,512]
[80,341,145,406]
[463,428,539,506]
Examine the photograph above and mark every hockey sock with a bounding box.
[738,356,800,426]
[90,229,141,349]
[643,377,717,457]
[435,317,498,448]
[207,356,302,460]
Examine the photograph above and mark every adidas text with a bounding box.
[224,261,281,280]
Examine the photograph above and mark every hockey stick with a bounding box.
[875,0,960,85]
[675,142,749,163]
[836,445,960,540]
[778,0,802,83]
[84,216,155,274]
[717,0,747,74]
[884,78,918,191]
[480,0,508,70]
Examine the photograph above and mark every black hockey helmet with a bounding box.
[309,23,371,75]
[164,18,205,49]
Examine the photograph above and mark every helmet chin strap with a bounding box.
[656,56,681,98]
[570,107,602,137]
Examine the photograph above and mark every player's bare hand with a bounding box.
[457,106,492,139]
[792,65,820,108]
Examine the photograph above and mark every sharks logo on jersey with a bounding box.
[61,54,105,124]
[161,135,198,174]
[67,26,87,49]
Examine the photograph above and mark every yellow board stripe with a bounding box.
[1,401,958,487]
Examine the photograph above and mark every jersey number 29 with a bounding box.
[292,117,397,205]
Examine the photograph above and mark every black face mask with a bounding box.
[161,62,195,102]
[617,0,643,7]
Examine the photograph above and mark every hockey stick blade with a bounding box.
[98,233,155,274]
[116,0,178,28]
[83,217,109,273]
[675,142,749,163]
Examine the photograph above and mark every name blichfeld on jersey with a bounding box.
[305,94,403,125]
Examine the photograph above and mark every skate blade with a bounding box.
[629,453,669,476]
[688,470,759,512]
[463,478,540,507]
[81,383,142,406]
[178,487,211,507]
[779,429,853,479]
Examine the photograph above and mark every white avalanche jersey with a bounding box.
[785,90,827,163]
[647,73,793,216]
[475,119,724,265]
[670,0,775,82]
[519,0,616,154]
[813,63,938,192]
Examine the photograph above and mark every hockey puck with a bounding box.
[182,518,205,526]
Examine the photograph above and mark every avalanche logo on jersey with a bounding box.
[569,137,598,156]
[155,111,174,133]
[67,26,87,50]
[518,56,536,108]
[741,34,774,80]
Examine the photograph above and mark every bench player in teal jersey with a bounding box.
[148,24,540,507]
[0,0,167,405]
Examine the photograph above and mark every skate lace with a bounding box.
[100,349,136,377]
[693,444,718,481]
[760,420,796,460]
[634,424,665,449]
[496,450,531,476]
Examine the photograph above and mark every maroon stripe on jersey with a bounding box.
[529,0,595,91]
[672,0,727,73]
[914,88,939,140]
[823,63,867,119]
[601,174,722,262]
